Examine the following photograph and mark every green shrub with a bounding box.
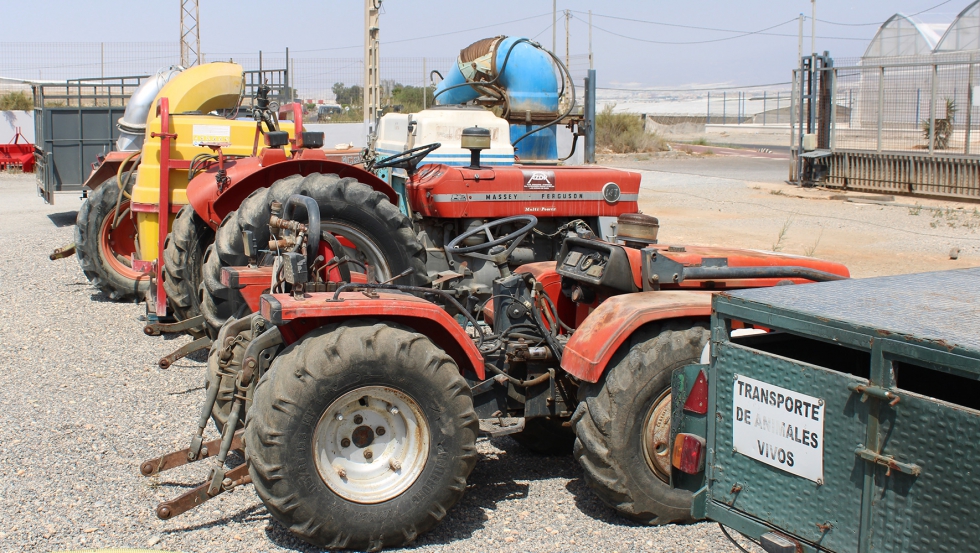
[0,91,33,110]
[596,105,666,153]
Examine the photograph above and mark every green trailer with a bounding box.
[691,268,980,553]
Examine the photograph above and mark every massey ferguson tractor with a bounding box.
[144,36,645,361]
[140,172,850,549]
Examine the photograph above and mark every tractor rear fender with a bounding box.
[561,291,714,383]
[259,291,485,380]
[187,155,395,228]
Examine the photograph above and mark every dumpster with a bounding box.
[698,268,980,553]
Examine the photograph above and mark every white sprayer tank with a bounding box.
[375,106,514,166]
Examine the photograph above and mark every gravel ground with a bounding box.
[0,171,757,553]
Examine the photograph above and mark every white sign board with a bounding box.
[192,124,232,147]
[732,374,824,483]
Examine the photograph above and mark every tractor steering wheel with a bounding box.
[446,215,538,258]
[373,142,441,174]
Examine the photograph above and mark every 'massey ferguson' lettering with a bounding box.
[737,380,821,421]
[481,192,586,201]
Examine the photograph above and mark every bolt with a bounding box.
[335,464,347,478]
[222,477,233,490]
[389,459,401,471]
[389,406,399,415]
[364,449,373,460]
[157,506,172,519]
[354,414,364,424]
[335,413,343,421]
[376,426,386,436]
[341,438,351,448]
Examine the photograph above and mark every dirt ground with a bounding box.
[601,152,980,277]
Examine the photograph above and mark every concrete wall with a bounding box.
[0,111,34,143]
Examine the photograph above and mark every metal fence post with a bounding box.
[929,63,937,155]
[877,66,884,153]
[706,92,710,125]
[723,91,726,124]
[967,62,974,155]
[763,91,767,126]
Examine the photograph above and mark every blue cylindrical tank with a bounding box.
[435,36,559,160]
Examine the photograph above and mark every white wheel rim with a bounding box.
[321,222,392,282]
[313,386,430,504]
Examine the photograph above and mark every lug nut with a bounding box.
[335,413,343,421]
[388,406,399,415]
[341,438,351,448]
[335,464,347,478]
[376,426,386,436]
[354,414,363,424]
[364,450,373,460]
[389,459,401,471]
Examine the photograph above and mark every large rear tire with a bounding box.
[75,176,149,301]
[571,320,709,525]
[162,205,213,329]
[199,173,426,336]
[245,320,478,550]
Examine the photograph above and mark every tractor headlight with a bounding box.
[602,182,622,204]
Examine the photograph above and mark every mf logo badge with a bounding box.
[523,170,556,191]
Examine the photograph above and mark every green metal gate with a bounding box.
[702,268,980,553]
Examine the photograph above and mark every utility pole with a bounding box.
[180,0,201,67]
[363,0,382,143]
[811,0,816,55]
[552,0,557,54]
[588,10,593,70]
[798,13,804,66]
[565,10,571,71]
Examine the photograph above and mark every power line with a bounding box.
[576,15,867,45]
[817,0,956,26]
[598,81,792,93]
[580,15,799,45]
[283,12,552,54]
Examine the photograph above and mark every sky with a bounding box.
[1,0,971,88]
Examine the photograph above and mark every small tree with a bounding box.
[0,91,33,110]
[922,97,956,149]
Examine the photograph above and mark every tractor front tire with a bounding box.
[162,205,214,331]
[75,176,149,301]
[245,320,478,550]
[571,320,709,525]
[200,173,426,336]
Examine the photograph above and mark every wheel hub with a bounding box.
[642,389,673,483]
[313,386,429,504]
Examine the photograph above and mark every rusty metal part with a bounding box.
[815,522,833,533]
[848,383,901,406]
[144,314,207,336]
[156,463,249,520]
[140,431,243,477]
[49,243,77,260]
[642,389,673,483]
[269,214,308,232]
[158,336,211,369]
[268,236,301,250]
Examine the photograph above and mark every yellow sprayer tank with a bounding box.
[131,62,293,261]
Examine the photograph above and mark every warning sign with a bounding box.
[523,170,555,191]
[192,124,232,147]
[732,374,824,483]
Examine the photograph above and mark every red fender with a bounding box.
[259,292,485,380]
[560,291,714,383]
[187,151,394,227]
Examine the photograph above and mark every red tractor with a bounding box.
[141,195,849,549]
